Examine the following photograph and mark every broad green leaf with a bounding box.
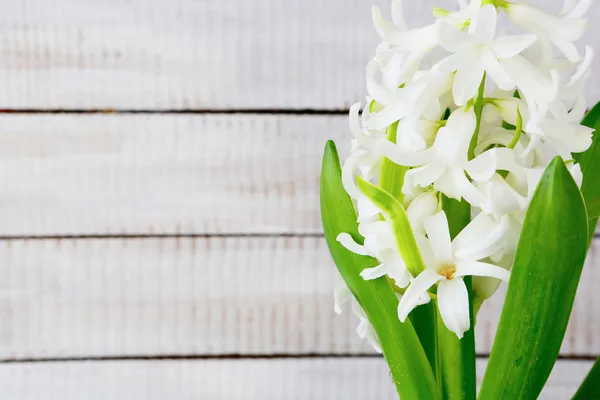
[575,101,600,242]
[356,176,426,277]
[320,140,438,399]
[572,357,600,400]
[479,157,588,400]
[438,196,476,400]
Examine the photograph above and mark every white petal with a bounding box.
[467,147,522,182]
[366,102,407,130]
[360,263,389,280]
[554,39,583,63]
[397,269,442,322]
[567,0,593,18]
[385,253,412,288]
[482,49,515,91]
[407,191,440,234]
[454,56,485,106]
[391,0,408,30]
[562,0,578,15]
[403,163,446,194]
[469,5,497,43]
[454,215,508,261]
[570,163,584,188]
[423,211,453,263]
[453,212,501,258]
[568,45,594,87]
[341,151,367,199]
[437,278,471,338]
[349,103,376,148]
[367,60,395,104]
[452,168,487,207]
[490,34,537,59]
[377,140,433,167]
[415,233,438,270]
[454,261,511,281]
[334,281,353,314]
[439,23,469,53]
[372,6,390,41]
[337,233,370,256]
[434,52,467,75]
[433,169,463,201]
[357,198,381,225]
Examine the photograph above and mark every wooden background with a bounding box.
[0,0,597,398]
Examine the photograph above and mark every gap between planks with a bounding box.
[0,353,596,365]
[0,233,596,241]
[0,109,349,115]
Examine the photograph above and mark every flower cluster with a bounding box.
[335,0,594,346]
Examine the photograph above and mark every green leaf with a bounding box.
[437,196,476,400]
[479,157,588,400]
[572,357,600,400]
[356,176,426,278]
[574,101,600,242]
[320,140,438,399]
[588,197,600,220]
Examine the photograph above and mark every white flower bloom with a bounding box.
[435,4,537,105]
[337,221,412,288]
[397,212,510,337]
[380,108,486,206]
[334,281,382,353]
[505,1,589,62]
[333,0,594,337]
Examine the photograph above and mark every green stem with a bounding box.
[468,74,487,161]
[379,121,439,384]
[437,196,476,400]
[379,121,408,203]
[409,303,439,381]
[507,106,523,150]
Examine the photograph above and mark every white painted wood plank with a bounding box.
[0,114,596,236]
[0,237,597,359]
[0,0,597,109]
[0,114,348,235]
[0,358,591,399]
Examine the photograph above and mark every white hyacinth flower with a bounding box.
[397,212,510,338]
[333,0,593,339]
[435,4,536,105]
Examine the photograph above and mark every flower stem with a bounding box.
[507,106,523,149]
[379,121,408,203]
[436,196,477,400]
[468,73,487,161]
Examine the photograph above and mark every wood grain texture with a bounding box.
[0,358,591,399]
[0,0,597,110]
[0,114,349,236]
[0,237,596,359]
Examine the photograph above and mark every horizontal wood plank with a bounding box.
[0,0,597,109]
[0,237,597,359]
[0,114,348,236]
[4,114,593,237]
[0,358,591,399]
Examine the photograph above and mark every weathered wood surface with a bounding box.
[0,114,595,237]
[0,0,597,110]
[0,237,596,359]
[0,358,591,399]
[0,114,348,236]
